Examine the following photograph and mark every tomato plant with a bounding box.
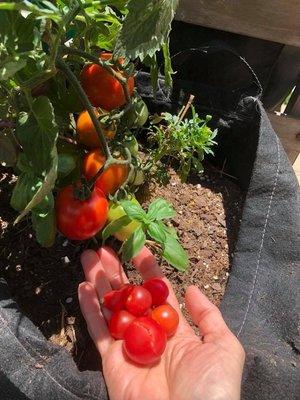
[143,278,169,306]
[108,310,136,340]
[125,286,152,317]
[123,317,167,365]
[151,304,179,337]
[55,185,108,241]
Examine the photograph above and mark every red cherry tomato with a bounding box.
[125,286,152,317]
[103,284,134,312]
[80,52,134,111]
[123,317,167,365]
[151,304,179,337]
[142,278,169,307]
[55,185,108,240]
[108,310,135,339]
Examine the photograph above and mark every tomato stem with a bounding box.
[58,46,132,105]
[56,58,111,159]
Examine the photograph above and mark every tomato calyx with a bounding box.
[72,182,92,201]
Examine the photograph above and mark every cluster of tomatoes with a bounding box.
[55,52,139,241]
[104,278,179,365]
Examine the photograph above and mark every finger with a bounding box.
[97,246,129,289]
[132,246,180,312]
[81,250,112,320]
[78,282,113,357]
[185,285,229,339]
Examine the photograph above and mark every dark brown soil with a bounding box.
[0,164,244,370]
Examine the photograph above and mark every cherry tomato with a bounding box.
[80,52,134,111]
[82,149,128,194]
[77,109,116,149]
[107,198,141,241]
[142,278,169,307]
[122,97,149,128]
[55,185,108,240]
[108,310,135,339]
[123,317,167,365]
[125,286,152,317]
[151,304,179,337]
[103,284,134,312]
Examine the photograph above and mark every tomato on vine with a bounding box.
[82,149,128,195]
[77,109,116,148]
[107,198,141,241]
[55,185,108,240]
[80,52,134,111]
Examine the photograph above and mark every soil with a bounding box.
[0,163,244,371]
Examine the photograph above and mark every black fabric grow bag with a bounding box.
[0,31,299,400]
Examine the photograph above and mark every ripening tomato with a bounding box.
[77,109,116,149]
[82,149,128,194]
[151,304,179,337]
[107,198,141,241]
[55,185,108,240]
[125,286,152,317]
[108,310,135,339]
[80,52,134,111]
[103,284,134,312]
[142,278,169,307]
[123,317,167,365]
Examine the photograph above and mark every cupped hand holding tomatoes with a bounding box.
[80,52,134,111]
[79,246,245,400]
[77,109,116,149]
[55,185,108,240]
[82,149,128,195]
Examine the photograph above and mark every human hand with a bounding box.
[78,246,245,400]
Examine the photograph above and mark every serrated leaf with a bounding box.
[162,234,188,271]
[0,59,27,81]
[32,209,56,247]
[16,96,58,174]
[114,0,179,61]
[102,215,132,241]
[147,221,166,244]
[0,132,18,166]
[14,148,58,224]
[147,198,175,221]
[120,200,147,222]
[162,39,174,87]
[122,226,146,262]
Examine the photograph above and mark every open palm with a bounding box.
[78,247,245,400]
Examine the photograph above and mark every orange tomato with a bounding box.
[80,52,134,111]
[76,109,116,149]
[82,149,128,195]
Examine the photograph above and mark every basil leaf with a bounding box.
[120,200,147,222]
[147,198,175,221]
[147,221,166,244]
[101,215,132,241]
[122,226,146,262]
[162,234,188,271]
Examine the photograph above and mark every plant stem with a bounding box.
[58,134,78,146]
[56,58,111,159]
[178,94,195,122]
[58,46,131,105]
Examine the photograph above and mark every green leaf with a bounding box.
[162,234,188,271]
[115,0,179,61]
[102,215,132,241]
[122,226,146,262]
[147,221,166,244]
[120,200,147,222]
[16,96,58,174]
[31,209,56,247]
[10,172,54,214]
[0,132,18,166]
[13,148,58,224]
[0,59,27,81]
[162,39,174,87]
[147,198,175,221]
